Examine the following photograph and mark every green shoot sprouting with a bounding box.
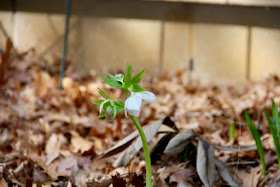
[264,108,280,169]
[244,110,266,175]
[272,99,280,138]
[230,121,235,142]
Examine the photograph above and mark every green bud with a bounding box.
[115,74,124,83]
[105,105,114,121]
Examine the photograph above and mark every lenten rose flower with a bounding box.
[124,91,157,117]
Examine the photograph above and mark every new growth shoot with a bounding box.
[93,64,156,187]
[245,99,280,175]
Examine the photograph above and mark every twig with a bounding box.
[59,0,72,90]
[226,161,256,166]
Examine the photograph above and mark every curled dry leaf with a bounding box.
[113,119,163,167]
[196,138,216,187]
[46,134,63,165]
[164,129,195,155]
[158,124,176,133]
[215,158,242,187]
[101,127,143,158]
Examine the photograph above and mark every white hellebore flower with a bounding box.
[125,91,157,117]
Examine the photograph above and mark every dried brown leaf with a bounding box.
[164,129,195,155]
[196,138,216,187]
[46,134,63,165]
[113,119,163,167]
[215,158,242,187]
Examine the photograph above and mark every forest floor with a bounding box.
[1,40,280,187]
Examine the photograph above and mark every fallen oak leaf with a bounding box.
[70,131,94,154]
[196,138,216,187]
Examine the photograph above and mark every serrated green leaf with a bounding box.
[264,108,280,169]
[98,88,110,99]
[132,70,145,85]
[100,76,122,88]
[109,74,117,81]
[124,64,132,87]
[92,100,104,105]
[131,84,146,92]
[272,99,280,137]
[245,110,266,175]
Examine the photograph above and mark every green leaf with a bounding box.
[132,70,145,85]
[113,105,117,119]
[98,88,110,99]
[92,100,104,105]
[123,88,129,98]
[124,64,132,87]
[114,100,124,108]
[131,84,146,92]
[99,76,122,88]
[116,107,124,114]
[230,122,235,142]
[264,108,280,169]
[272,99,280,137]
[109,74,117,81]
[98,111,106,118]
[244,110,266,175]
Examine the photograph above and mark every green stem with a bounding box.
[130,115,152,187]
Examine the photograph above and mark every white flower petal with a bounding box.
[127,109,141,117]
[126,94,142,111]
[124,98,129,117]
[135,91,157,102]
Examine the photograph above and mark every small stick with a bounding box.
[226,161,256,166]
[59,0,72,90]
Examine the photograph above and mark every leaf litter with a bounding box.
[1,38,280,186]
